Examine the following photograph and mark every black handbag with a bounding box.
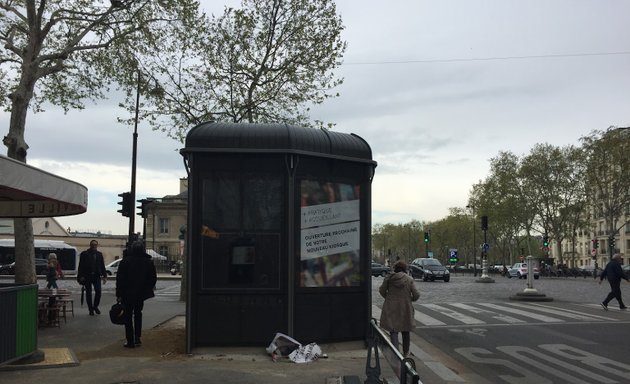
[109,303,126,325]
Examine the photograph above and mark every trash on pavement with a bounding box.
[266,332,322,363]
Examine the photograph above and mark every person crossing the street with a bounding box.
[599,253,629,310]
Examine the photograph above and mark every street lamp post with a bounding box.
[127,70,141,245]
[467,204,476,276]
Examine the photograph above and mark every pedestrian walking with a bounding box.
[45,253,62,289]
[378,260,420,357]
[116,240,157,348]
[77,240,107,316]
[599,254,629,310]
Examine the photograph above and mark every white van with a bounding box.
[105,259,121,276]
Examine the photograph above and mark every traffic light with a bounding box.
[423,232,430,243]
[117,192,132,217]
[137,198,150,219]
[542,236,549,247]
[592,239,599,249]
[609,236,616,249]
[480,216,488,230]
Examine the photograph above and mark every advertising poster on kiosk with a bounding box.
[299,180,361,287]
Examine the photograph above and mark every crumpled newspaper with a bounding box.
[288,342,322,363]
[266,333,322,363]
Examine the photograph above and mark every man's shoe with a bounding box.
[89,311,94,316]
[123,342,135,348]
[134,338,142,346]
[601,303,608,311]
[94,308,101,315]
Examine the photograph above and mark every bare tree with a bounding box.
[129,0,347,142]
[0,0,204,283]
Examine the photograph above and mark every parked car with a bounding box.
[371,262,391,277]
[507,262,539,279]
[0,258,48,275]
[105,259,121,276]
[409,258,450,282]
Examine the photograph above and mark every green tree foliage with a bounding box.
[372,220,424,263]
[428,208,474,266]
[0,0,203,283]
[471,152,531,265]
[132,0,347,142]
[520,144,586,264]
[581,127,630,255]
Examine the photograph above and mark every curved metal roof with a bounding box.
[181,122,376,165]
[0,155,88,218]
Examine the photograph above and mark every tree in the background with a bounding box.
[581,127,630,258]
[0,0,204,283]
[131,0,347,142]
[428,208,474,266]
[372,220,426,263]
[520,144,586,265]
[471,152,531,266]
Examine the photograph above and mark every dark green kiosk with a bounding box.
[181,122,377,350]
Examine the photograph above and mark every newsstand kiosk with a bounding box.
[181,122,377,350]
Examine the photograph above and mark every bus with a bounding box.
[0,239,79,275]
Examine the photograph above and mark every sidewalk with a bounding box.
[0,283,369,384]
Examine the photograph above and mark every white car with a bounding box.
[507,262,539,279]
[105,259,121,276]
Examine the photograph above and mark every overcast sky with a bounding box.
[2,0,630,235]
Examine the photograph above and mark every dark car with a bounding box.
[371,262,391,277]
[0,258,48,275]
[410,257,450,282]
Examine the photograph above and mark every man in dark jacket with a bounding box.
[599,254,629,310]
[116,240,157,348]
[77,240,107,316]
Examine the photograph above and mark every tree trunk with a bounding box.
[13,218,36,284]
[3,70,38,284]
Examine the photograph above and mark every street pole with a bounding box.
[467,204,476,276]
[128,70,141,245]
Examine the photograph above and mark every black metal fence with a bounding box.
[365,318,422,384]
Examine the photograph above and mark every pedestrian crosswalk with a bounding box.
[372,302,625,328]
[154,286,182,300]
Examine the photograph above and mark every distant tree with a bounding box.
[581,127,630,258]
[128,0,347,142]
[428,208,473,266]
[472,152,531,266]
[520,144,586,265]
[0,0,204,283]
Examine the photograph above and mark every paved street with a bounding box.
[3,273,630,383]
[372,274,630,383]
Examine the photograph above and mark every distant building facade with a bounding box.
[142,178,188,262]
[0,218,127,266]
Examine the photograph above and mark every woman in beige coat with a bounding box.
[379,260,420,356]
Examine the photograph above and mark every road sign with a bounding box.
[591,249,597,256]
[449,249,458,263]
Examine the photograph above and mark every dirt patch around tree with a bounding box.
[76,316,188,362]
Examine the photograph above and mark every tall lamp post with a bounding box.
[467,204,477,277]
[127,70,142,245]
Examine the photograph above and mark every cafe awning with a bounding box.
[0,155,88,218]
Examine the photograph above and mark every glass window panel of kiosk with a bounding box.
[299,179,362,288]
[200,173,282,289]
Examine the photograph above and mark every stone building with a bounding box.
[142,178,188,263]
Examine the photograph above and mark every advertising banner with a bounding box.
[299,180,361,287]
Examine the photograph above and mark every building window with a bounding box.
[159,245,169,257]
[159,218,169,234]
